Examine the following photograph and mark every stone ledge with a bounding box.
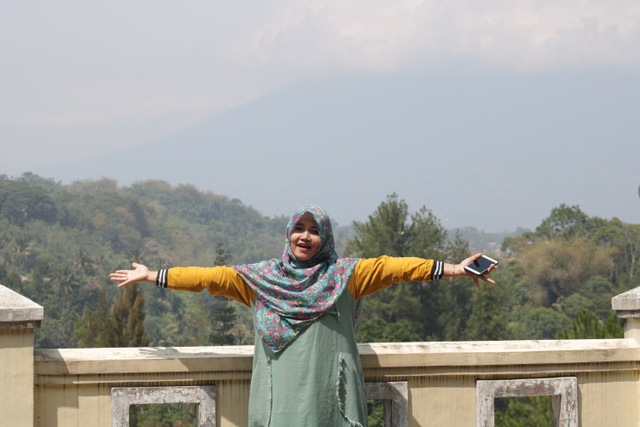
[0,285,43,327]
[0,320,42,330]
[34,339,640,376]
[613,287,640,311]
[617,310,640,319]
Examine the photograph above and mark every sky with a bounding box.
[1,1,639,230]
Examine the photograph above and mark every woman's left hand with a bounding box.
[455,253,498,291]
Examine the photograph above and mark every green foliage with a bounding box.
[556,309,623,339]
[130,403,196,427]
[209,240,237,346]
[13,172,62,194]
[367,400,385,427]
[74,288,111,347]
[347,194,459,342]
[495,396,551,427]
[345,193,446,259]
[536,203,590,239]
[107,284,149,347]
[356,318,420,343]
[0,180,57,225]
[594,218,640,280]
[1,173,638,352]
[0,264,22,290]
[0,174,291,348]
[515,307,568,339]
[560,293,595,319]
[463,282,510,340]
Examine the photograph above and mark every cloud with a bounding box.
[242,0,640,72]
[0,0,638,127]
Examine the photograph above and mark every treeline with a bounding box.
[343,195,635,427]
[350,195,635,345]
[0,173,637,353]
[0,172,289,348]
[2,173,637,427]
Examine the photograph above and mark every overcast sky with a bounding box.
[1,1,639,228]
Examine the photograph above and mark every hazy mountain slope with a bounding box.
[37,71,640,231]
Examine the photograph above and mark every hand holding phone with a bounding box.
[464,255,499,276]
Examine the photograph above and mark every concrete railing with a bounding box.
[33,339,640,427]
[0,285,43,427]
[3,282,640,427]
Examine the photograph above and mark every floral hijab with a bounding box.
[232,205,360,352]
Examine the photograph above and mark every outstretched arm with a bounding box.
[110,264,255,307]
[110,263,157,287]
[439,253,497,291]
[349,253,498,300]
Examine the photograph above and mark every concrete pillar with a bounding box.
[612,287,640,344]
[0,285,43,427]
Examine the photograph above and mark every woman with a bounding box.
[111,205,496,427]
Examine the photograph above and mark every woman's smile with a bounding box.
[290,212,321,261]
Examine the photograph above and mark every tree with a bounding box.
[520,237,614,305]
[0,233,11,266]
[556,309,623,339]
[106,283,149,347]
[209,240,236,346]
[433,231,478,341]
[593,218,640,282]
[535,204,590,239]
[463,282,510,341]
[345,193,445,259]
[74,288,111,347]
[346,194,450,341]
[76,248,94,275]
[0,264,22,291]
[183,239,237,346]
[355,318,420,343]
[518,307,568,339]
[495,396,551,427]
[0,180,58,225]
[128,246,146,265]
[52,263,82,297]
[12,235,32,271]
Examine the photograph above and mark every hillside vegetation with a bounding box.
[0,173,288,347]
[0,173,637,351]
[3,173,637,427]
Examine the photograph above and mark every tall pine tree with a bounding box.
[209,240,237,345]
[345,194,453,341]
[106,283,149,347]
[74,283,149,347]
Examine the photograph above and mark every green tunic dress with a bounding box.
[249,289,368,427]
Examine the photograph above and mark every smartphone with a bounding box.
[464,255,499,276]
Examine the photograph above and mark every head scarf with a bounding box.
[232,205,360,352]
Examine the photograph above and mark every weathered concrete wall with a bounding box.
[0,285,43,427]
[1,329,37,427]
[0,281,636,427]
[33,340,640,427]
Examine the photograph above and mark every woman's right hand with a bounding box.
[110,263,156,287]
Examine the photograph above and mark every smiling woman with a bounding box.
[290,212,321,261]
[111,205,496,427]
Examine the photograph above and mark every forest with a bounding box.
[1,172,639,427]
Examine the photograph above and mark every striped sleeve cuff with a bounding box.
[430,261,444,281]
[156,269,169,288]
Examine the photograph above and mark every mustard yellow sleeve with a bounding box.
[347,256,436,301]
[165,266,256,307]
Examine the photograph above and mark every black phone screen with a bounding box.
[464,256,498,276]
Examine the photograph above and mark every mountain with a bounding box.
[36,70,640,231]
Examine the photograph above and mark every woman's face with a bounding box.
[290,212,321,261]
